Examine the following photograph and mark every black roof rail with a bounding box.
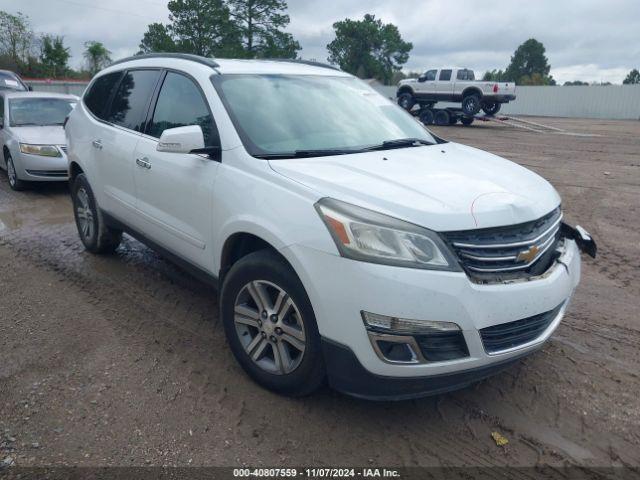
[109,53,220,69]
[266,59,341,71]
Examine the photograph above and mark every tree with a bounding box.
[139,23,177,54]
[622,68,640,85]
[505,39,554,85]
[227,0,300,58]
[0,11,35,67]
[327,14,412,85]
[483,69,506,81]
[166,0,241,57]
[84,41,112,75]
[40,35,70,77]
[564,80,589,86]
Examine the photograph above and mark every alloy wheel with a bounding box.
[75,187,95,241]
[7,158,16,187]
[233,280,306,375]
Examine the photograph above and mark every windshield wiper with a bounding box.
[363,138,435,152]
[255,148,359,159]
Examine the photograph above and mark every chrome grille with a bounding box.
[442,208,562,279]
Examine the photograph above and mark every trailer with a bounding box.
[410,104,476,127]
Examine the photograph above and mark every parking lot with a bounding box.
[1,117,639,470]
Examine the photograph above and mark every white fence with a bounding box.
[25,79,89,97]
[373,84,640,120]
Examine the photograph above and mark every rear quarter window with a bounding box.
[106,69,160,131]
[84,71,123,119]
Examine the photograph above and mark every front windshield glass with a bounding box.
[213,74,436,157]
[9,98,76,126]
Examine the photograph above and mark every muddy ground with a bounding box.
[0,117,639,473]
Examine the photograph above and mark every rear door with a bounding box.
[93,69,161,223]
[132,70,220,270]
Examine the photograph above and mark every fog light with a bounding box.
[376,340,415,362]
[361,311,460,334]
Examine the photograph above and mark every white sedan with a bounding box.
[0,91,78,190]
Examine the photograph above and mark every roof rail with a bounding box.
[109,53,220,69]
[266,59,341,71]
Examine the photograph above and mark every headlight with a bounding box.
[19,144,61,157]
[315,198,460,271]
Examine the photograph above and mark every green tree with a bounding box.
[505,39,554,85]
[84,41,112,75]
[139,23,178,54]
[482,69,506,81]
[327,14,412,85]
[564,80,589,86]
[0,11,34,67]
[622,68,640,84]
[40,35,70,77]
[166,0,241,57]
[227,0,299,58]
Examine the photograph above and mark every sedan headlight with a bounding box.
[19,144,61,157]
[315,198,460,271]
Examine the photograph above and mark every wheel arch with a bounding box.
[397,85,414,96]
[219,231,292,284]
[462,87,483,99]
[69,161,84,184]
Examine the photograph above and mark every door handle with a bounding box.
[136,157,151,169]
[92,139,103,150]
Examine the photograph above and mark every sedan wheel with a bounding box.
[6,155,26,191]
[234,280,306,375]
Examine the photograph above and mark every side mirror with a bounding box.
[418,75,427,83]
[157,125,206,154]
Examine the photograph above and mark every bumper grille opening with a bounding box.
[480,303,564,354]
[415,331,469,362]
[25,169,68,178]
[442,208,563,282]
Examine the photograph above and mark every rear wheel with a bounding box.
[419,108,434,125]
[434,110,451,126]
[397,92,415,111]
[6,154,27,191]
[461,94,481,116]
[482,101,501,116]
[461,116,474,126]
[221,250,325,396]
[71,173,122,253]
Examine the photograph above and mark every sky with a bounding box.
[1,0,639,84]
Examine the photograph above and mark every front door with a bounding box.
[133,71,220,270]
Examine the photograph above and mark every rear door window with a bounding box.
[148,72,215,146]
[439,69,452,81]
[106,69,161,132]
[84,71,122,120]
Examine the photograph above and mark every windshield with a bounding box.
[212,74,436,158]
[0,72,27,91]
[9,98,76,127]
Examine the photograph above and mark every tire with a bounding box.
[6,154,27,191]
[397,92,415,111]
[220,249,325,396]
[419,108,434,125]
[71,173,122,254]
[461,94,482,116]
[434,110,451,126]
[461,117,475,126]
[482,101,501,116]
[449,115,458,125]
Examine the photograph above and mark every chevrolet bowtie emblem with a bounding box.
[517,245,540,263]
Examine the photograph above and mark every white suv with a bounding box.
[65,54,596,400]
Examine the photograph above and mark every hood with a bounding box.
[268,142,560,232]
[398,78,418,85]
[11,126,66,145]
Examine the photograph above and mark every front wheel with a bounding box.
[397,93,415,111]
[6,154,27,191]
[71,173,122,253]
[221,250,325,396]
[461,94,481,116]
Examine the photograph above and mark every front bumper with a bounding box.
[14,150,69,181]
[281,237,582,397]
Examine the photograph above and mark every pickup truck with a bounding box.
[397,68,516,116]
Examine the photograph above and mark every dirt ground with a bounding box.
[0,117,639,472]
